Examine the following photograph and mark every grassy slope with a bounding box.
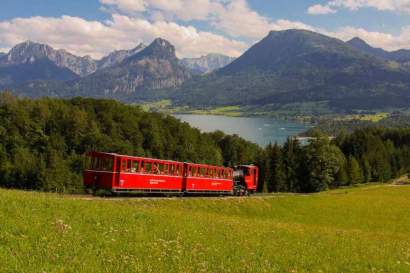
[1,185,410,273]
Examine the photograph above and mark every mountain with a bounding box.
[0,41,97,76]
[97,43,146,69]
[0,59,78,87]
[69,38,191,98]
[180,53,235,74]
[347,37,410,63]
[173,30,410,110]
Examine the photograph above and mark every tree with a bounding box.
[305,135,346,192]
[347,156,364,185]
[265,143,286,192]
[335,162,349,186]
[282,138,304,192]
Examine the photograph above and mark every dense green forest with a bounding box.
[259,128,410,192]
[1,93,410,194]
[0,93,260,193]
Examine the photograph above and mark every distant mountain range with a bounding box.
[2,30,410,112]
[180,54,235,74]
[174,30,410,110]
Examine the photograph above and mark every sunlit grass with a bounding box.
[0,185,409,272]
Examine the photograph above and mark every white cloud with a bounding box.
[328,26,410,51]
[0,14,247,59]
[308,0,410,15]
[100,0,315,40]
[1,0,410,61]
[307,4,337,14]
[100,0,220,21]
[100,0,146,14]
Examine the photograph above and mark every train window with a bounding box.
[145,162,152,173]
[191,167,197,177]
[175,165,180,176]
[163,164,169,175]
[106,158,113,171]
[121,159,127,172]
[115,157,121,172]
[154,163,162,174]
[132,161,139,173]
[127,160,132,172]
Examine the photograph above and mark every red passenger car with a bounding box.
[84,152,184,193]
[84,151,258,196]
[185,163,233,194]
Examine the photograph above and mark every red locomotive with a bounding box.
[84,151,258,196]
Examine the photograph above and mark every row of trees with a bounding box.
[259,128,410,193]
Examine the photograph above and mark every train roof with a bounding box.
[87,151,233,170]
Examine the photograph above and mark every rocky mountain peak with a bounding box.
[1,41,97,76]
[138,38,176,60]
[97,43,146,69]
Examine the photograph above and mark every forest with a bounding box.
[0,92,260,193]
[1,92,410,193]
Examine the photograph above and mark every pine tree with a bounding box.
[266,143,286,192]
[335,162,349,186]
[347,156,364,185]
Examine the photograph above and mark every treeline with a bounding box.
[0,93,261,193]
[259,128,410,192]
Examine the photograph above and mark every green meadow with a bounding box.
[0,185,409,273]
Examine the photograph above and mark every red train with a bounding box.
[84,151,259,196]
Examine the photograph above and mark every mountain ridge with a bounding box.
[347,37,410,63]
[173,29,410,110]
[3,30,410,112]
[0,41,97,76]
[180,53,235,74]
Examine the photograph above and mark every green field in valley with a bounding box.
[1,185,409,273]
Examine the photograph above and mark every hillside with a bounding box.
[0,93,260,193]
[173,30,410,111]
[1,185,409,272]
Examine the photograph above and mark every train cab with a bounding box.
[233,165,259,195]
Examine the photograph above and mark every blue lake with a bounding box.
[173,114,310,147]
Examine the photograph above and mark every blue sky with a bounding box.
[1,0,410,58]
